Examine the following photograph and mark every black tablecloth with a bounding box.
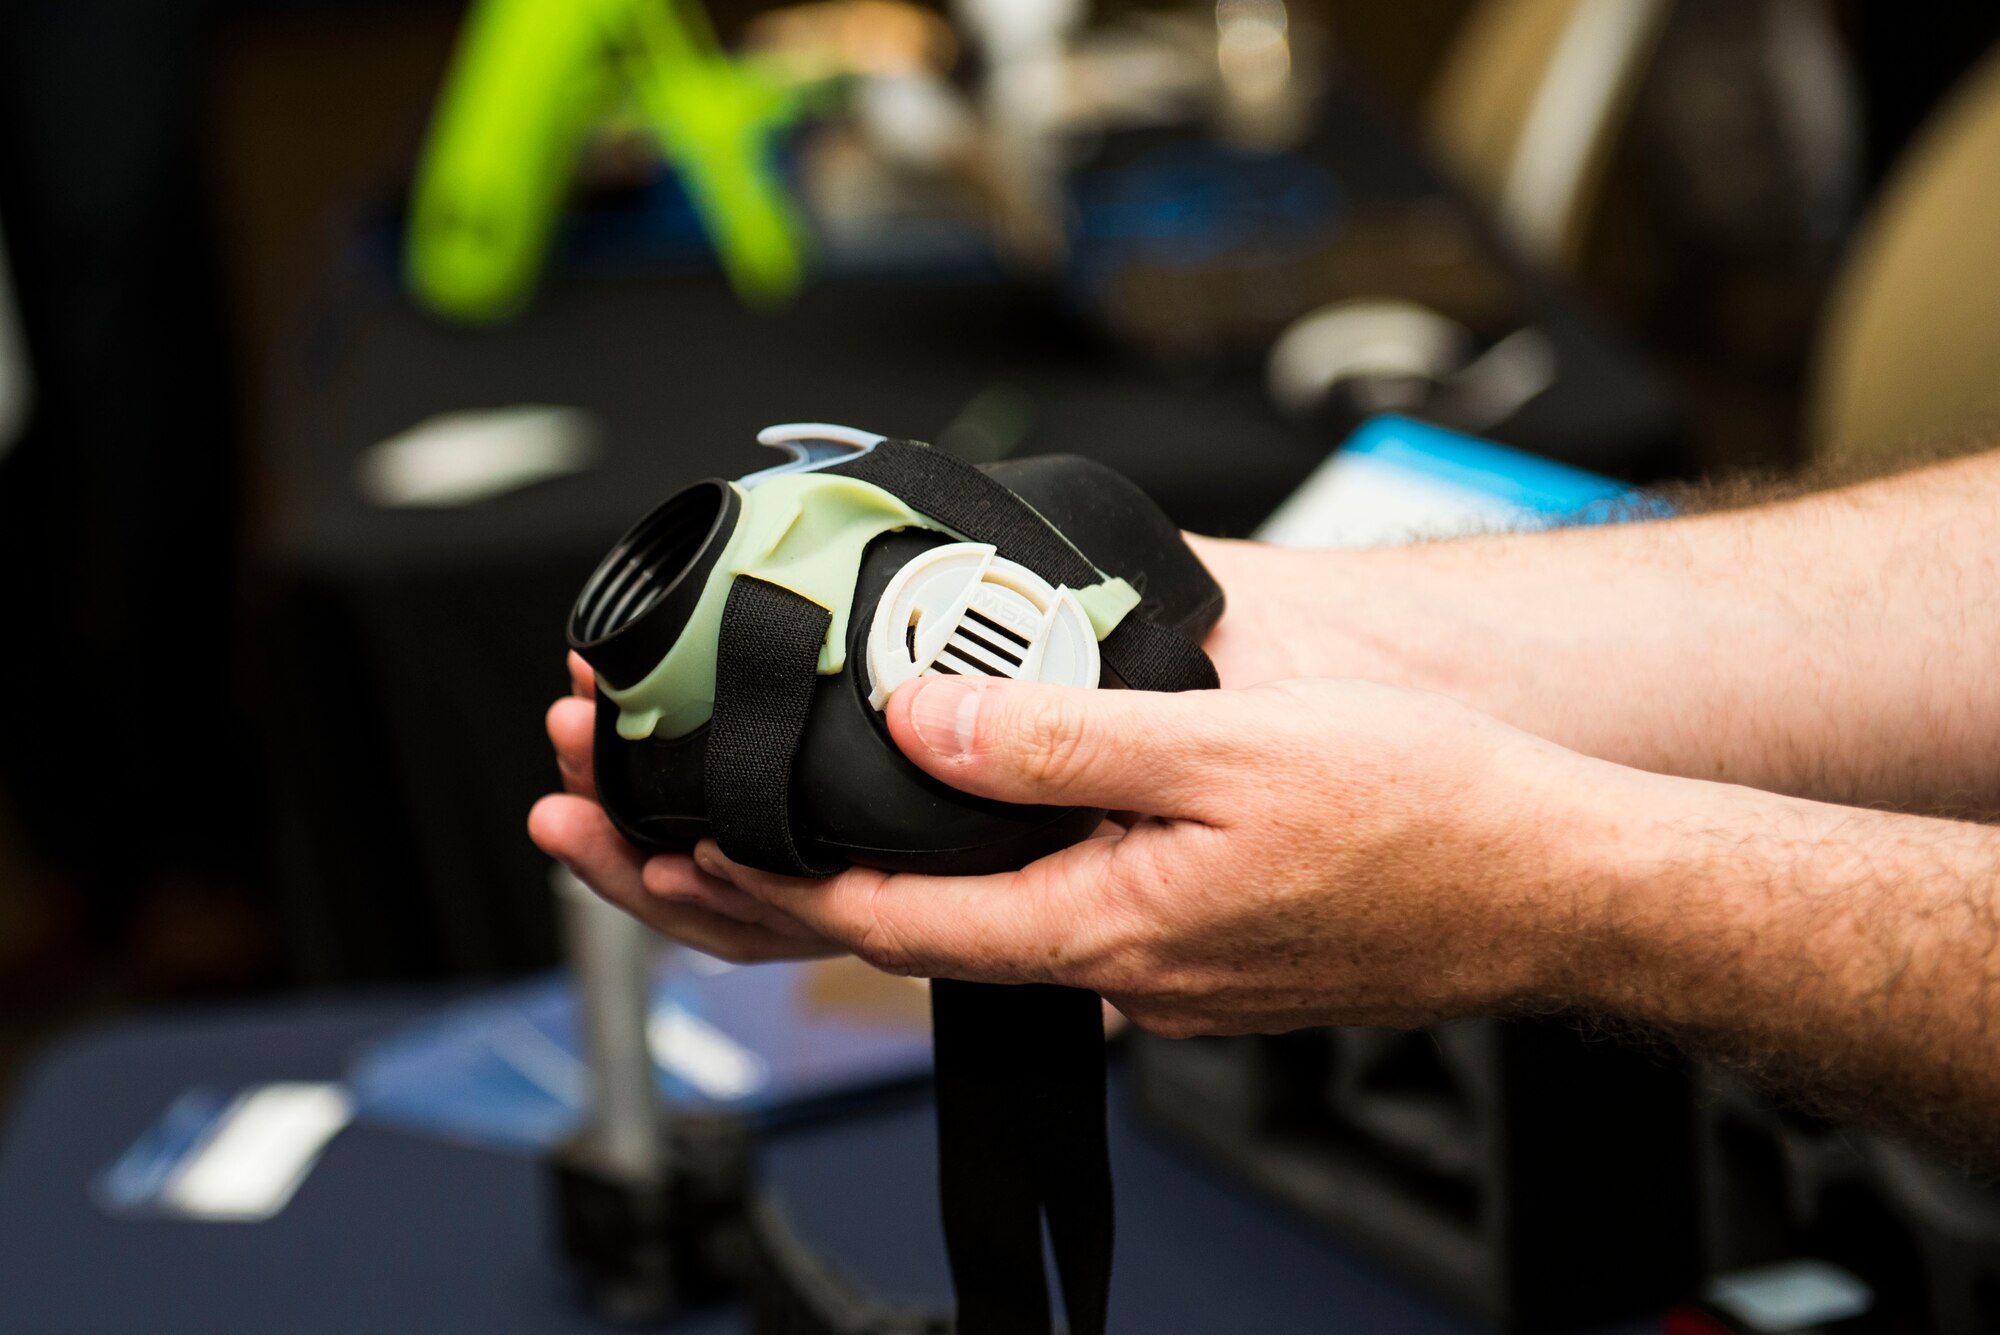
[0,998,665,1335]
[0,998,1663,1334]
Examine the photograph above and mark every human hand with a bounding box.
[521,531,1331,967]
[692,672,1625,1036]
[1182,535,1420,690]
[527,653,843,963]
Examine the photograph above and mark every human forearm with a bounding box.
[558,649,2000,1154]
[1565,766,2000,1154]
[1203,450,2000,811]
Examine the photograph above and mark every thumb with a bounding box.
[885,676,1231,817]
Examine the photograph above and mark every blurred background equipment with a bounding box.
[1689,1072,2000,1335]
[1267,298,1559,438]
[1426,0,1674,269]
[408,0,808,320]
[546,870,751,1326]
[1133,1021,1698,1333]
[1427,0,1866,472]
[1809,45,2000,472]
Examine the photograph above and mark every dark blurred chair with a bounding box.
[1427,0,1870,472]
[1426,0,1673,269]
[1810,46,2000,470]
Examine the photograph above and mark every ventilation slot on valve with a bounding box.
[864,542,1100,707]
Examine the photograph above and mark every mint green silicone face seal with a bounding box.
[596,470,1141,741]
[601,473,929,739]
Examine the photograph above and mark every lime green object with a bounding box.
[407,0,805,323]
[1074,578,1142,638]
[602,474,938,741]
[617,0,806,304]
[406,0,613,322]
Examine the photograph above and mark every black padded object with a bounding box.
[588,530,1108,869]
[578,455,1227,863]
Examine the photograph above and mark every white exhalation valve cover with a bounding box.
[865,543,1101,708]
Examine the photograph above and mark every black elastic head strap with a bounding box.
[703,575,845,878]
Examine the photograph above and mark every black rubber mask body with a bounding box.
[567,434,1223,1335]
[580,452,1223,870]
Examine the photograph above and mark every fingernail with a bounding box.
[909,677,980,760]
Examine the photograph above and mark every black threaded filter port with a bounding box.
[568,480,741,691]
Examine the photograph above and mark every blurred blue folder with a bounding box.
[349,945,932,1154]
[1259,414,1646,546]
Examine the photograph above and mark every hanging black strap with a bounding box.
[703,575,843,877]
[932,979,1112,1335]
[827,441,1217,695]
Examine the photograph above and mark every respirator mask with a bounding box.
[567,424,1223,1334]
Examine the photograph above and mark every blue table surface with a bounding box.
[0,996,1657,1334]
